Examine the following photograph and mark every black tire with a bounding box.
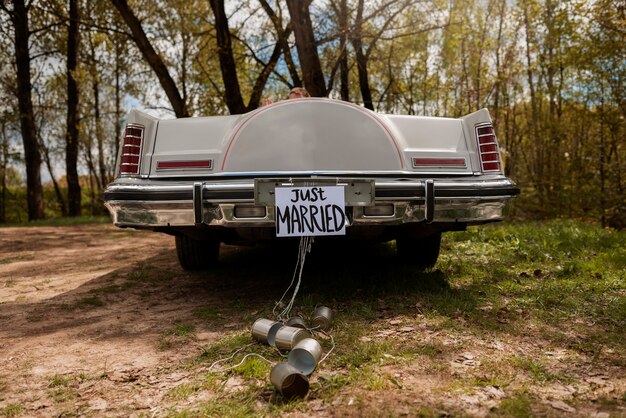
[396,231,442,269]
[175,235,220,271]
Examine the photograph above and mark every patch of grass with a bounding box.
[159,323,197,350]
[231,356,270,380]
[359,368,392,390]
[511,356,572,384]
[48,375,72,388]
[493,394,533,418]
[311,373,351,400]
[167,373,222,401]
[47,374,77,403]
[169,323,195,337]
[0,254,35,265]
[0,403,23,418]
[168,382,201,401]
[165,388,265,417]
[437,220,625,340]
[193,306,219,321]
[331,337,393,369]
[196,333,254,364]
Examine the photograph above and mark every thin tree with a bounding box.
[208,0,246,114]
[110,0,189,117]
[1,0,45,220]
[208,0,284,113]
[259,0,302,87]
[66,0,81,216]
[285,0,326,96]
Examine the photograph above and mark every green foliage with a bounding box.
[1,0,623,226]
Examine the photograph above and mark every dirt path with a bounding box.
[0,225,231,416]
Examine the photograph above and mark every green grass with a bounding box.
[0,403,23,418]
[47,374,78,403]
[159,323,197,350]
[0,254,35,265]
[193,306,220,321]
[493,394,533,417]
[511,356,573,384]
[436,221,625,334]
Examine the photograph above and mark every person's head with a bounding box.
[287,87,310,99]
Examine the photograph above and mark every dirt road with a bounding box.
[0,224,269,416]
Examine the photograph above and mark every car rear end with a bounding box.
[103,99,518,268]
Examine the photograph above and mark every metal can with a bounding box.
[270,362,309,399]
[251,318,283,347]
[288,337,323,375]
[311,306,333,331]
[274,326,311,351]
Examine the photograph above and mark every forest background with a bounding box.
[0,0,623,228]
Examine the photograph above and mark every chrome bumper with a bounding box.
[103,177,519,228]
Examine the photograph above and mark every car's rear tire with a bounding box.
[396,231,442,269]
[175,235,220,271]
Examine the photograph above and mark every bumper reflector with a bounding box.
[363,204,394,217]
[234,205,267,218]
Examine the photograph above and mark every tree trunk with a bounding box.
[12,0,44,220]
[41,142,68,217]
[523,2,545,206]
[338,0,349,101]
[111,0,189,117]
[208,0,246,114]
[352,0,373,110]
[0,121,7,223]
[259,0,302,87]
[88,32,106,190]
[114,30,123,178]
[66,0,81,216]
[285,0,326,96]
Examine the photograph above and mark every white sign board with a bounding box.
[275,186,347,237]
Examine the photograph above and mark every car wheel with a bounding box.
[396,231,442,269]
[175,235,220,271]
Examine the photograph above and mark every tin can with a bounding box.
[287,337,323,375]
[274,326,311,351]
[251,318,283,347]
[270,362,309,399]
[285,315,307,329]
[311,306,333,331]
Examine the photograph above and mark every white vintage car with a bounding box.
[103,98,519,270]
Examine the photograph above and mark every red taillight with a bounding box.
[475,124,502,173]
[119,124,144,177]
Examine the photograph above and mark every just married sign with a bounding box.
[275,186,347,237]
